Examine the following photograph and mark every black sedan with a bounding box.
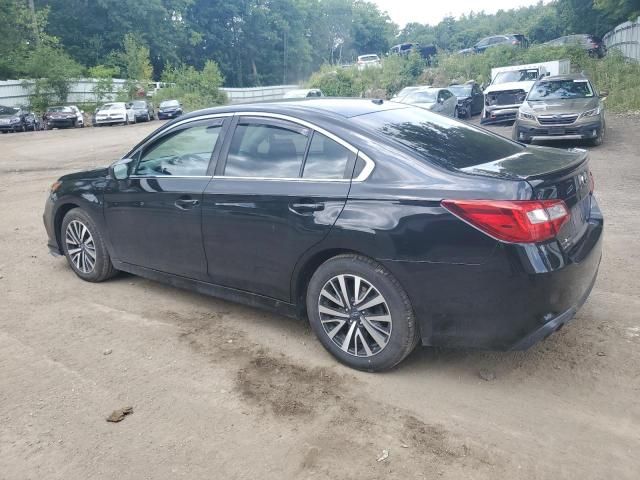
[448,83,484,118]
[130,100,155,122]
[43,99,603,371]
[0,105,39,132]
[157,99,183,119]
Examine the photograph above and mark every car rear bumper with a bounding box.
[382,197,603,350]
[47,119,76,128]
[158,111,180,119]
[515,120,602,141]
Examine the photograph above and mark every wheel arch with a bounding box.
[291,247,363,319]
[53,202,81,253]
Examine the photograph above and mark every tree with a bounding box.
[156,60,227,110]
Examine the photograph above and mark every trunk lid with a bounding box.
[462,145,592,248]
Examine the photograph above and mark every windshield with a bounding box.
[404,91,437,104]
[132,101,147,108]
[0,106,19,115]
[101,103,125,110]
[352,106,523,170]
[448,85,472,96]
[48,106,73,113]
[160,100,179,107]
[493,69,539,84]
[528,79,594,100]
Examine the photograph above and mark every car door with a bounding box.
[472,84,484,114]
[201,114,356,301]
[103,116,229,279]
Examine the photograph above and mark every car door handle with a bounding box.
[289,202,325,214]
[174,197,200,210]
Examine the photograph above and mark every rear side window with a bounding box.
[303,132,353,179]
[352,107,523,170]
[224,122,308,178]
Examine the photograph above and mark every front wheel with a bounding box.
[61,208,117,282]
[306,254,419,371]
[590,122,605,146]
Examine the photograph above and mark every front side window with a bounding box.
[303,132,353,179]
[135,123,221,176]
[224,122,308,178]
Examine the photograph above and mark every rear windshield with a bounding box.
[352,107,524,170]
[160,100,179,107]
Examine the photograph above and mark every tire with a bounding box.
[453,107,459,118]
[61,208,117,282]
[465,108,472,120]
[146,113,151,122]
[306,254,419,372]
[590,121,605,146]
[124,118,129,125]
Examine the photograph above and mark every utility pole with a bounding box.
[27,0,40,45]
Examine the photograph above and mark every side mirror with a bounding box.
[110,158,135,180]
[438,97,444,104]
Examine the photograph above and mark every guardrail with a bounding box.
[0,79,300,108]
[603,17,640,61]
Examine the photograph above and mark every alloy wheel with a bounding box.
[65,220,96,274]
[318,274,392,357]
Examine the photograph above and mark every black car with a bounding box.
[544,34,607,58]
[43,99,603,371]
[44,106,80,129]
[157,100,183,119]
[130,100,155,122]
[0,105,39,133]
[459,34,529,54]
[447,82,484,118]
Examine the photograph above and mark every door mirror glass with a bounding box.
[111,158,135,180]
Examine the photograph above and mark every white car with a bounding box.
[397,87,459,117]
[283,88,325,99]
[357,54,381,70]
[68,105,85,127]
[94,102,136,126]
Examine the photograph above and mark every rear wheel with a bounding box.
[61,208,117,282]
[306,254,419,371]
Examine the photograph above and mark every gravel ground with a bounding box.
[0,116,638,479]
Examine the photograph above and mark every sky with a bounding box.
[372,0,549,27]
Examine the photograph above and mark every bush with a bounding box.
[307,52,427,98]
[154,60,227,111]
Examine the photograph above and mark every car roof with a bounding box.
[183,98,409,120]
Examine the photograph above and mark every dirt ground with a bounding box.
[0,116,639,480]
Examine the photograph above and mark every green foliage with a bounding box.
[307,52,426,98]
[88,65,118,106]
[22,45,84,111]
[115,34,153,81]
[153,60,227,111]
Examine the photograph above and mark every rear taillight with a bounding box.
[441,199,570,243]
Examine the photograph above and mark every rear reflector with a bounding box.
[441,199,570,243]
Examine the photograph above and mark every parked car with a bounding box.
[512,74,606,146]
[130,100,155,122]
[69,105,85,127]
[283,88,325,99]
[448,82,484,118]
[44,106,82,129]
[95,102,136,126]
[397,87,459,117]
[0,105,38,132]
[157,100,183,120]
[357,54,381,70]
[459,34,529,54]
[389,86,423,102]
[544,34,606,58]
[43,99,603,371]
[389,43,437,64]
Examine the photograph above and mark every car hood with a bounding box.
[461,145,588,180]
[485,81,535,94]
[60,167,109,182]
[0,114,19,119]
[96,109,125,115]
[524,98,599,114]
